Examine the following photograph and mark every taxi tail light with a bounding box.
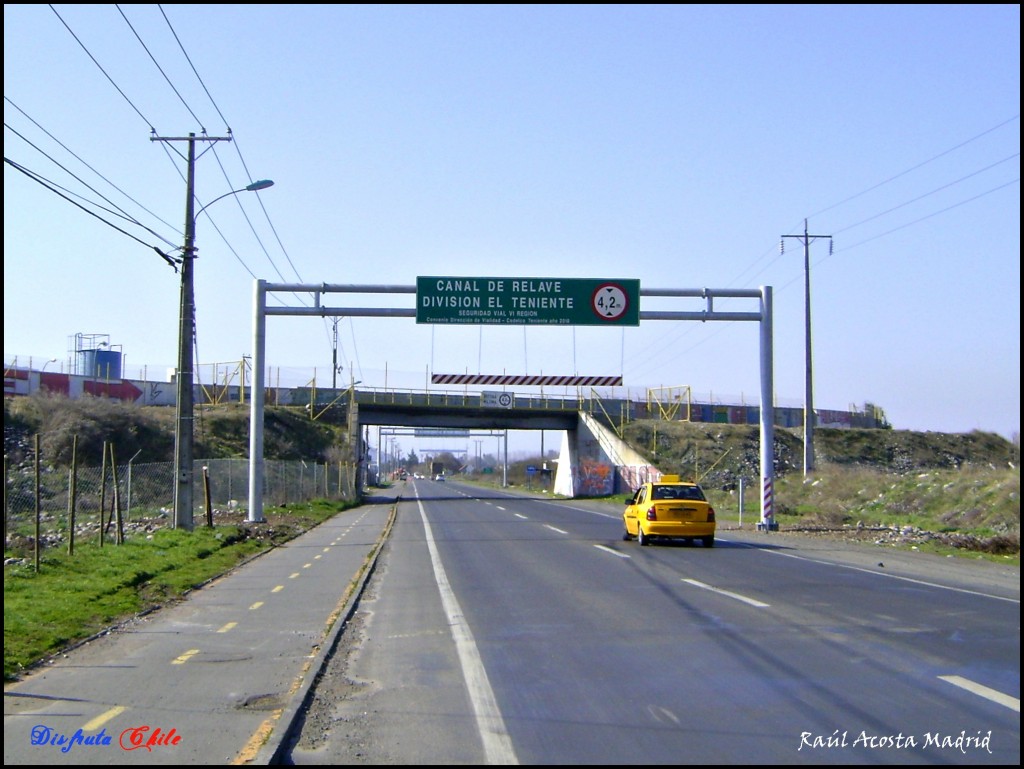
[646,506,657,521]
[708,507,716,522]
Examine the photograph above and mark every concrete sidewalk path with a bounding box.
[3,501,395,766]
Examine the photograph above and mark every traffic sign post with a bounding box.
[416,277,640,326]
[482,391,515,408]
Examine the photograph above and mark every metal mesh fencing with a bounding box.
[4,458,359,546]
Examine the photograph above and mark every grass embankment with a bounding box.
[3,500,346,681]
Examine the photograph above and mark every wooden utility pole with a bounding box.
[150,132,232,531]
[782,219,833,477]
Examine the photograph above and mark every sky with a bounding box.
[4,4,1020,459]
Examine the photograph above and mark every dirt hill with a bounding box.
[616,419,1018,484]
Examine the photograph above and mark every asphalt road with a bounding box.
[287,479,1019,765]
[4,479,1019,765]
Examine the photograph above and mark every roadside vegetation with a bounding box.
[3,500,348,681]
[470,420,1020,559]
[4,396,1019,681]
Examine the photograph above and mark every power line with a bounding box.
[158,6,321,320]
[4,97,181,236]
[4,120,181,250]
[52,4,279,286]
[833,179,1020,257]
[808,114,1020,219]
[117,4,205,129]
[157,4,350,377]
[48,4,155,131]
[832,153,1020,236]
[157,3,225,129]
[81,8,311,305]
[4,155,178,267]
[624,121,1020,382]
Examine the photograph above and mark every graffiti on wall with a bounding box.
[615,465,661,495]
[575,459,615,497]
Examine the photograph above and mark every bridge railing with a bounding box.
[351,386,592,411]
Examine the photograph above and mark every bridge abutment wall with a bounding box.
[555,411,661,498]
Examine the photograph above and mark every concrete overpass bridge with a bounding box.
[344,388,655,500]
[349,388,586,432]
[269,384,660,510]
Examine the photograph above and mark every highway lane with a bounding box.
[291,478,1019,765]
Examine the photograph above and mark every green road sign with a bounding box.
[416,276,640,326]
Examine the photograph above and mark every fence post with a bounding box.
[127,449,142,521]
[110,443,125,544]
[4,452,8,550]
[34,435,41,573]
[99,441,108,547]
[738,477,744,528]
[203,466,213,527]
[68,436,78,555]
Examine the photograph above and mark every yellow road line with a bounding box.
[83,705,126,732]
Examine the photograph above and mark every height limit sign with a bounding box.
[416,277,640,326]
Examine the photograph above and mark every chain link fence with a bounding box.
[4,456,360,548]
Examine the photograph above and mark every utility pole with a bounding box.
[152,132,232,530]
[782,219,832,477]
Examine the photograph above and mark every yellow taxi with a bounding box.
[622,475,716,547]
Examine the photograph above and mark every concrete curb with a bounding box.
[252,502,398,765]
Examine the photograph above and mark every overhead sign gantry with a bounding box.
[247,278,776,532]
[416,276,640,326]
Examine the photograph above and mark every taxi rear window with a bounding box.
[652,485,706,501]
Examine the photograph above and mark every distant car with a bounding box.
[434,474,446,482]
[622,475,715,547]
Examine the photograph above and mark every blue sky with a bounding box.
[4,4,1020,454]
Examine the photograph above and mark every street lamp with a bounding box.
[197,179,274,220]
[173,173,274,531]
[41,358,58,373]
